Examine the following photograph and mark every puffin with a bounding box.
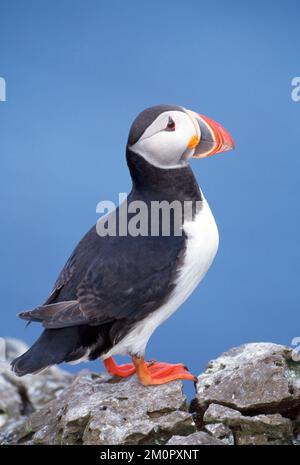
[11,104,234,385]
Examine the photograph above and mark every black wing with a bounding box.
[19,231,186,329]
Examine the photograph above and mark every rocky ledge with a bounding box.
[0,339,300,445]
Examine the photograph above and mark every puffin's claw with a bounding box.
[104,356,196,385]
[103,356,157,378]
[132,356,196,386]
[103,357,136,377]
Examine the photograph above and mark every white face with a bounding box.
[129,110,199,169]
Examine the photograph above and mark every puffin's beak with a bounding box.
[186,110,235,158]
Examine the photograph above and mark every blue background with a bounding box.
[1,0,299,397]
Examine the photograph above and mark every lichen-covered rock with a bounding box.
[196,343,300,413]
[1,339,300,445]
[203,403,293,445]
[17,370,194,445]
[0,338,72,443]
[235,414,293,445]
[167,431,224,445]
[193,343,300,445]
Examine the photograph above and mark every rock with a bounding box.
[196,343,300,413]
[205,423,234,445]
[167,431,224,445]
[203,403,293,445]
[204,403,242,425]
[1,338,73,411]
[15,371,195,445]
[0,338,73,444]
[293,433,300,445]
[235,414,293,445]
[193,343,300,445]
[3,338,29,363]
[0,371,23,418]
[1,339,300,445]
[3,366,73,412]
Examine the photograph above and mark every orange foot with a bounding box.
[103,356,156,378]
[132,356,197,385]
[103,356,136,377]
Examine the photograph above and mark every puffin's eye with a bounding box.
[165,117,175,131]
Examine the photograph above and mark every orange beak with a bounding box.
[186,110,235,158]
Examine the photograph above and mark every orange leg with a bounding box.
[132,355,197,386]
[103,356,136,377]
[103,356,157,378]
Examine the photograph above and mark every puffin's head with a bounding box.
[127,104,235,169]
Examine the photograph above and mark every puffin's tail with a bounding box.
[11,327,88,376]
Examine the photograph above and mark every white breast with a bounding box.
[103,195,219,359]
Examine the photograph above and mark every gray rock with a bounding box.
[1,339,300,445]
[205,423,234,445]
[167,431,225,445]
[204,403,242,425]
[0,338,72,443]
[14,371,195,445]
[196,343,300,412]
[3,366,73,412]
[203,403,293,445]
[4,338,29,362]
[0,339,30,419]
[293,433,300,445]
[0,371,23,418]
[234,413,294,445]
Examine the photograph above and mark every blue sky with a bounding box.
[0,1,299,395]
